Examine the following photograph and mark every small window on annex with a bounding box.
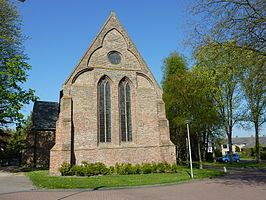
[98,76,111,143]
[119,78,132,142]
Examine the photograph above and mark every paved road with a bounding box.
[0,169,265,200]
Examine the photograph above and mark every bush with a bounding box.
[170,164,180,173]
[141,163,153,174]
[58,162,182,176]
[70,165,85,176]
[260,151,266,160]
[91,162,109,176]
[59,162,72,176]
[115,163,136,175]
[108,166,115,175]
[134,164,142,174]
[156,163,166,173]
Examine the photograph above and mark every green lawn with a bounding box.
[26,167,224,189]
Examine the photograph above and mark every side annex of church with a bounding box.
[50,12,176,175]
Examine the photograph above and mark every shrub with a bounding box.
[260,151,266,160]
[91,162,109,176]
[58,162,181,176]
[70,165,85,176]
[59,162,72,176]
[164,163,172,173]
[156,163,166,173]
[134,164,142,174]
[170,164,180,173]
[108,166,115,175]
[115,163,128,175]
[141,163,153,174]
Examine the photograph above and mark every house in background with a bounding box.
[22,101,59,168]
[221,136,266,155]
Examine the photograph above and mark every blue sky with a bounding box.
[14,0,263,137]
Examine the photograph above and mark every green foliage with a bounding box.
[58,162,183,177]
[239,149,253,159]
[238,50,266,162]
[195,41,246,159]
[260,152,266,160]
[235,146,240,152]
[58,162,72,176]
[252,144,264,156]
[191,0,266,162]
[0,116,31,165]
[140,163,153,174]
[162,51,222,163]
[0,0,37,128]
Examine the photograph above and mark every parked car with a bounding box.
[218,153,240,163]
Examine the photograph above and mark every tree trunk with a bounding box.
[212,141,216,162]
[228,125,233,163]
[198,136,203,169]
[202,129,207,161]
[255,121,260,163]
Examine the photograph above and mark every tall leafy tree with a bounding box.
[239,51,266,162]
[195,42,244,162]
[0,0,36,129]
[191,0,266,162]
[162,52,220,166]
[162,52,189,164]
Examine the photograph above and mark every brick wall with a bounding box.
[50,13,176,175]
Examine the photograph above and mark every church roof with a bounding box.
[64,12,161,95]
[31,101,59,131]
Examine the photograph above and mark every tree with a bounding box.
[191,0,266,162]
[162,52,189,164]
[0,0,36,129]
[191,0,266,55]
[195,41,244,162]
[0,115,31,165]
[239,51,266,162]
[162,52,221,167]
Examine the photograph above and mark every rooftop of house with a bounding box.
[31,101,59,131]
[224,136,266,148]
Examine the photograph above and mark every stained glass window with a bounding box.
[98,77,111,143]
[119,79,132,142]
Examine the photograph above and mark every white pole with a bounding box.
[187,123,194,179]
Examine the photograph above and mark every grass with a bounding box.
[25,167,224,189]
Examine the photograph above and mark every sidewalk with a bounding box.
[0,171,34,194]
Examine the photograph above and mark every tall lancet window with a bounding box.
[119,79,132,142]
[98,77,111,142]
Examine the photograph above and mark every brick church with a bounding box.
[30,13,176,175]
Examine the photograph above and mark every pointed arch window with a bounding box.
[98,77,111,142]
[119,79,132,142]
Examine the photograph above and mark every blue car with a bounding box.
[219,154,240,163]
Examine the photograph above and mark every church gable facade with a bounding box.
[50,13,176,175]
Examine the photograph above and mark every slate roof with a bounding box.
[31,101,59,131]
[229,136,266,148]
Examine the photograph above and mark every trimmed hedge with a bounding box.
[59,162,181,177]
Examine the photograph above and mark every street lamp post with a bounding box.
[186,121,193,179]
